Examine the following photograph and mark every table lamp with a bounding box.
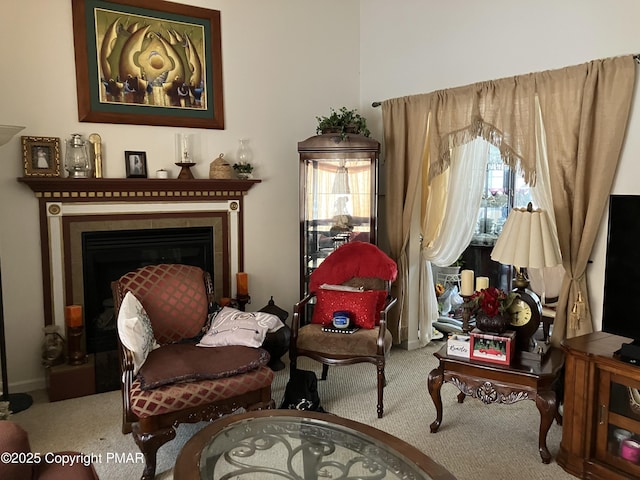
[490,202,562,357]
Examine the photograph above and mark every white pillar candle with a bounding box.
[461,269,475,296]
[475,276,489,292]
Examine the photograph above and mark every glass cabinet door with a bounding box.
[596,369,640,477]
[298,134,379,302]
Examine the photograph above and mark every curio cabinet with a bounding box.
[298,133,380,301]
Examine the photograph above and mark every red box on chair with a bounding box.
[469,329,516,365]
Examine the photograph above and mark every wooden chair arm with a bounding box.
[291,293,315,352]
[377,296,398,353]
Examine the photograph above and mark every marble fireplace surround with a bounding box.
[18,177,260,331]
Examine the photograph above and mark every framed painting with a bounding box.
[124,151,148,178]
[71,0,224,129]
[22,136,61,177]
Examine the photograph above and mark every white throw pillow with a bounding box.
[117,292,158,375]
[198,307,283,348]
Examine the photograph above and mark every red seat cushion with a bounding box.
[311,289,386,329]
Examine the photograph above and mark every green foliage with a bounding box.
[232,163,253,173]
[316,107,371,139]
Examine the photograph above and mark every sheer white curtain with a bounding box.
[528,96,565,298]
[418,138,490,345]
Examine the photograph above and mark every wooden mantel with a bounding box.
[18,177,261,201]
[17,176,261,327]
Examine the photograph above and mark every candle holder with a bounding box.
[461,295,473,333]
[236,294,251,312]
[175,162,196,179]
[66,326,87,365]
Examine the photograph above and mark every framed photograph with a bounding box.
[71,0,224,129]
[22,136,61,177]
[125,151,147,178]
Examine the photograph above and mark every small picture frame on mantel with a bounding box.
[22,136,61,177]
[124,151,147,178]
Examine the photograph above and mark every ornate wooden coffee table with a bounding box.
[175,409,456,479]
[428,344,564,463]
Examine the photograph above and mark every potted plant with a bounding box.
[232,162,253,179]
[316,107,371,139]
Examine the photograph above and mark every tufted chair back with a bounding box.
[112,263,212,344]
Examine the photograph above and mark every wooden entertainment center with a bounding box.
[559,331,640,479]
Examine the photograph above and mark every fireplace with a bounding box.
[82,226,215,391]
[18,177,259,395]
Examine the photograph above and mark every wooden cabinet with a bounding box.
[297,133,379,299]
[559,331,640,479]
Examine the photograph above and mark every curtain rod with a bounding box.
[372,54,640,108]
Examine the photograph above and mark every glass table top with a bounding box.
[192,413,452,480]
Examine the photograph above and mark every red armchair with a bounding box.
[112,264,274,480]
[290,242,398,417]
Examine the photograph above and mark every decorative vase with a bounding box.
[42,325,65,367]
[475,312,510,334]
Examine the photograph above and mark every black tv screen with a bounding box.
[602,195,640,343]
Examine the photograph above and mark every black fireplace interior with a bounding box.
[82,226,214,392]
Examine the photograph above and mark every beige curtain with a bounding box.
[535,56,635,344]
[382,55,635,345]
[381,96,430,342]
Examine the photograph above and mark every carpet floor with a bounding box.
[11,340,576,479]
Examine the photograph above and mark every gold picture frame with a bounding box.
[22,136,61,177]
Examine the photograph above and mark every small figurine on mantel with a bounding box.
[209,153,232,179]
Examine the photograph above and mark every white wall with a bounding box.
[0,0,361,391]
[360,0,640,339]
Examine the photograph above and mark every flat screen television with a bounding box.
[602,194,640,349]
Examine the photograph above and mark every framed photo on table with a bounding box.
[125,151,147,178]
[71,0,224,129]
[21,136,61,177]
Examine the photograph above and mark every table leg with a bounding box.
[428,367,444,433]
[535,390,557,464]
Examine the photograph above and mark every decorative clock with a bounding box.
[508,287,542,354]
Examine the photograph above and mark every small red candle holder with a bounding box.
[64,305,86,365]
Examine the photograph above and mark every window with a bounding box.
[462,145,533,290]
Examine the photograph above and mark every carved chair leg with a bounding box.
[132,423,176,480]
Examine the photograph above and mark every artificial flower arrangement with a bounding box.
[466,286,519,317]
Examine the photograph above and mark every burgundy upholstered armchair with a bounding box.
[290,242,398,418]
[112,264,275,480]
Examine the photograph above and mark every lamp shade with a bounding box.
[0,125,25,147]
[490,205,562,269]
